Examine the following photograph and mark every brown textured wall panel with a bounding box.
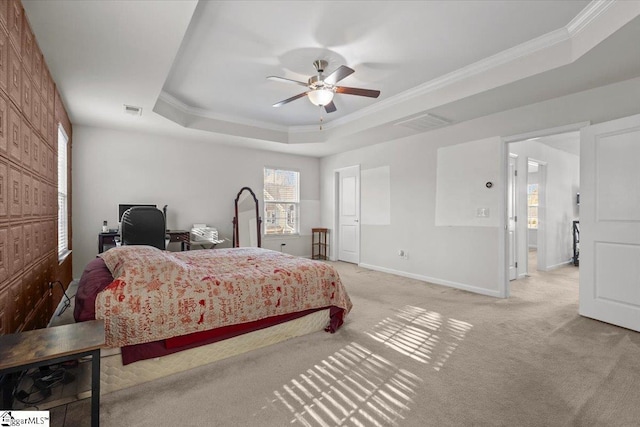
[45,66,54,113]
[32,44,41,92]
[8,224,22,274]
[31,174,38,216]
[7,0,21,54]
[21,265,32,307]
[9,163,19,216]
[31,88,40,131]
[7,42,19,104]
[20,11,31,75]
[46,110,53,146]
[20,69,30,122]
[32,220,39,258]
[20,114,29,166]
[8,103,19,161]
[9,278,23,330]
[30,130,37,171]
[0,161,6,218]
[23,222,31,264]
[0,287,7,334]
[0,0,8,31]
[38,135,45,176]
[0,26,8,96]
[0,0,72,335]
[22,171,30,216]
[0,227,7,283]
[0,94,7,154]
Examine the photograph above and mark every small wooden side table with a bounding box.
[312,228,329,260]
[0,320,105,427]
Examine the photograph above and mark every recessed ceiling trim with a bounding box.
[293,1,628,135]
[324,28,571,132]
[153,1,633,145]
[158,91,289,133]
[567,0,617,35]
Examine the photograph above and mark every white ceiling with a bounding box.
[22,1,640,157]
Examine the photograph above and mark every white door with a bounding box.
[338,166,360,263]
[508,154,518,280]
[580,113,640,332]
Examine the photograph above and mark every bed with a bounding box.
[73,246,352,394]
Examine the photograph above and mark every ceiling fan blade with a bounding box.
[324,101,337,113]
[267,76,308,87]
[324,65,355,85]
[272,92,308,107]
[336,86,381,98]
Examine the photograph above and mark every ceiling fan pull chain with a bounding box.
[319,107,324,130]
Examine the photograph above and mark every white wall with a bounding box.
[510,141,580,272]
[320,136,504,297]
[72,125,320,278]
[320,76,640,298]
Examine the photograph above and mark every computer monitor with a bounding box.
[118,204,157,221]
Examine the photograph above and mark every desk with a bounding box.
[98,230,190,253]
[0,320,105,427]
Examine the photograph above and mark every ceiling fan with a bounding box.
[268,60,380,113]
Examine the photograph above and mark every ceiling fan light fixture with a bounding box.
[307,89,334,106]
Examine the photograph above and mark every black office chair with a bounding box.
[120,206,166,250]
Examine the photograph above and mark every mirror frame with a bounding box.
[232,186,262,248]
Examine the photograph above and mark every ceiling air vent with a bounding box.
[394,113,452,132]
[123,104,142,117]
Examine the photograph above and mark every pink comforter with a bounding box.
[96,246,352,348]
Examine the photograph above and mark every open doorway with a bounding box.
[507,130,580,290]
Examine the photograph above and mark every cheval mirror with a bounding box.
[233,187,262,247]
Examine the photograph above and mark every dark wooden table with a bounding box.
[0,320,105,427]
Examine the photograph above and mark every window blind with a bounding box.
[58,126,69,258]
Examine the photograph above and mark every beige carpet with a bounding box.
[53,259,640,426]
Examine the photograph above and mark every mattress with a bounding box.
[75,308,330,396]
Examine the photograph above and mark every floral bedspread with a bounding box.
[95,246,352,348]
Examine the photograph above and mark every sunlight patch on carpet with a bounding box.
[367,306,472,370]
[260,342,422,426]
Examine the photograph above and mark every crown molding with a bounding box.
[295,0,620,133]
[159,0,626,140]
[324,28,573,131]
[567,0,617,36]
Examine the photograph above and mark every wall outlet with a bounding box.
[477,208,490,218]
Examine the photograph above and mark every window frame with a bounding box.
[263,167,300,237]
[57,124,71,261]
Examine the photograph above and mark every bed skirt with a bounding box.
[77,308,330,396]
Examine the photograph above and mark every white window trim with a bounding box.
[57,124,71,262]
[263,166,300,236]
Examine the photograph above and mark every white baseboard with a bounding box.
[539,260,573,271]
[358,263,502,298]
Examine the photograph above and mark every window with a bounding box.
[58,125,70,258]
[263,167,299,235]
[527,183,538,229]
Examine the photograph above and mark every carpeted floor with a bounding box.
[50,257,640,426]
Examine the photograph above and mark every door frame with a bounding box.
[332,165,361,263]
[501,121,589,297]
[508,153,519,281]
